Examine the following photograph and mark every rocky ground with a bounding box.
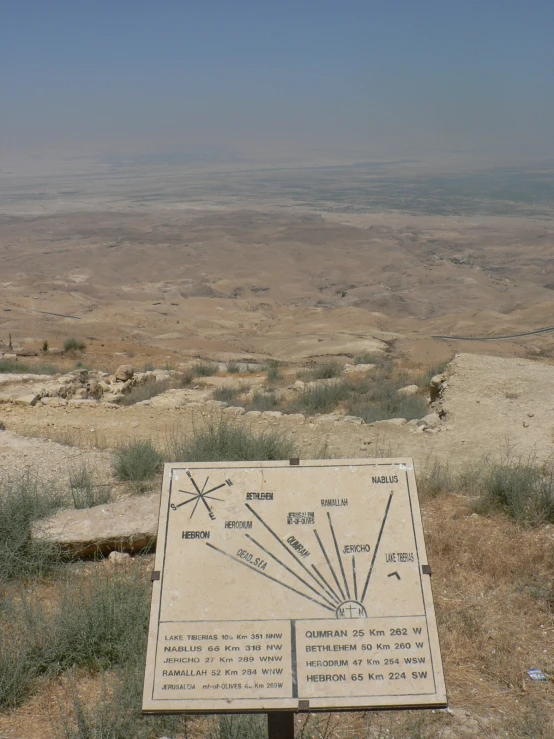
[1,351,554,738]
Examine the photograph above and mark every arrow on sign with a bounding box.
[387,571,401,580]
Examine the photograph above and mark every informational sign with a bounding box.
[142,459,447,713]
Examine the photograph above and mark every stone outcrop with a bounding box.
[397,384,419,396]
[32,493,159,556]
[114,364,134,382]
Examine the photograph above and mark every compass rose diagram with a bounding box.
[170,471,233,521]
[170,472,396,620]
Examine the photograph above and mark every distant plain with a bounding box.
[1,160,554,365]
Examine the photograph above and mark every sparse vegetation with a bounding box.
[63,338,86,354]
[68,465,111,509]
[167,416,295,462]
[57,657,186,739]
[0,359,30,373]
[418,458,453,499]
[419,452,554,525]
[245,390,281,412]
[225,360,242,374]
[0,475,65,586]
[288,381,349,415]
[266,359,281,382]
[353,352,389,366]
[419,359,450,387]
[0,421,5,431]
[118,377,171,406]
[192,360,218,376]
[344,366,427,422]
[286,365,428,421]
[212,384,248,404]
[112,440,163,483]
[471,455,554,525]
[178,369,194,386]
[41,340,48,352]
[0,568,151,711]
[299,361,342,381]
[208,714,267,739]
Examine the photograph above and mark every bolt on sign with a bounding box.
[142,459,447,713]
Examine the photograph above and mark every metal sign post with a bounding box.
[268,712,295,739]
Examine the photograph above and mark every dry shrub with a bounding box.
[423,495,554,713]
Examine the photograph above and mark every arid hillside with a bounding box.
[1,207,554,366]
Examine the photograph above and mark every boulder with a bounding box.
[41,397,68,407]
[87,381,103,399]
[397,384,419,396]
[107,551,130,565]
[115,364,134,382]
[103,392,124,404]
[339,415,364,424]
[419,412,441,429]
[429,373,446,402]
[14,393,41,406]
[32,493,159,556]
[342,363,375,374]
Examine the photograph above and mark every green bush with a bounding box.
[348,393,427,424]
[212,384,248,404]
[0,359,31,374]
[288,381,349,415]
[192,360,218,376]
[472,456,554,525]
[57,658,186,739]
[112,440,163,483]
[0,475,65,585]
[68,465,111,509]
[208,714,267,739]
[1,569,152,712]
[118,378,171,406]
[245,391,281,412]
[353,352,390,366]
[303,361,342,380]
[178,369,194,386]
[168,417,295,462]
[266,359,281,382]
[418,459,452,499]
[0,631,36,710]
[63,338,86,353]
[39,569,150,672]
[36,363,60,374]
[226,360,242,374]
[420,359,450,388]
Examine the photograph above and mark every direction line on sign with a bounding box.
[245,504,332,598]
[313,529,346,601]
[311,564,342,604]
[360,492,394,604]
[205,543,334,612]
[327,512,351,599]
[352,555,358,601]
[245,534,339,608]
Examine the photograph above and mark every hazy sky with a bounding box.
[2,0,554,167]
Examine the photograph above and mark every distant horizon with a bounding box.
[2,0,554,172]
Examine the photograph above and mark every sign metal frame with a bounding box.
[143,458,447,714]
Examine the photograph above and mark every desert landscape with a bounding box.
[1,161,554,738]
